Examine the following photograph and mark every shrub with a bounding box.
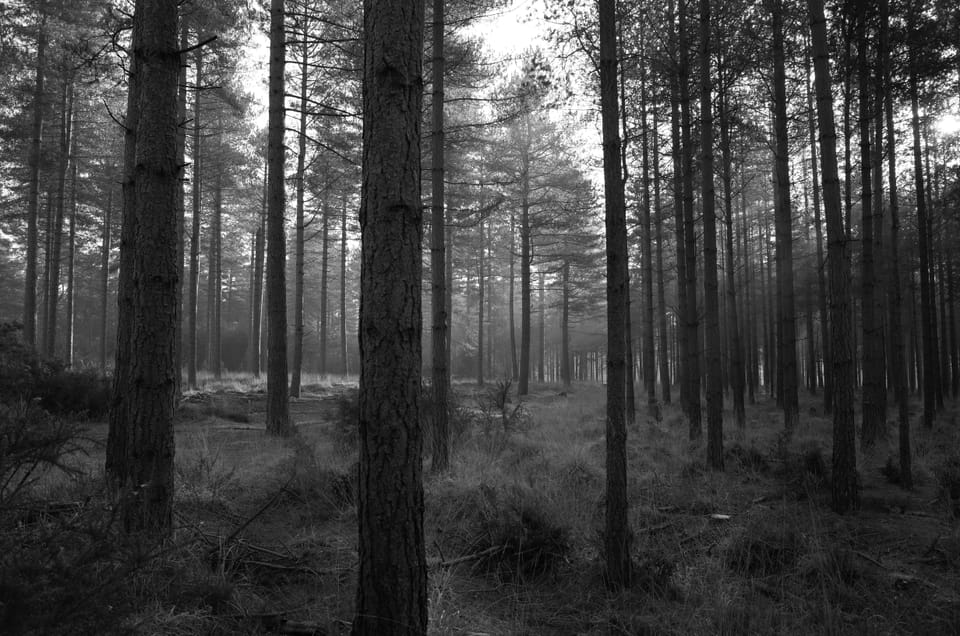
[477,379,529,433]
[725,443,770,474]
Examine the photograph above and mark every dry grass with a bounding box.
[6,379,960,634]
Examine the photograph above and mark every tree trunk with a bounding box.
[880,0,910,486]
[207,141,222,379]
[108,0,180,535]
[538,270,546,384]
[187,45,202,389]
[700,0,722,467]
[100,186,113,373]
[477,216,485,385]
[23,8,46,348]
[809,0,858,513]
[291,31,309,399]
[858,1,883,448]
[561,260,571,388]
[519,140,532,396]
[353,0,427,630]
[680,0,701,439]
[599,0,631,590]
[248,168,266,377]
[669,0,688,414]
[266,0,292,436]
[653,110,671,406]
[509,210,518,380]
[909,50,935,429]
[772,0,799,434]
[65,160,77,365]
[719,70,745,429]
[320,202,329,377]
[340,198,348,374]
[45,80,74,358]
[640,53,657,419]
[430,0,449,472]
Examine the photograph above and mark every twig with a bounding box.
[853,550,886,569]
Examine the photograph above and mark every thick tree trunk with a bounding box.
[809,0,858,513]
[187,46,202,389]
[700,0,722,467]
[430,0,449,471]
[353,0,427,630]
[23,9,46,348]
[599,0,631,589]
[266,0,292,436]
[772,0,799,434]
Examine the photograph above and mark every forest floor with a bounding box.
[23,377,960,634]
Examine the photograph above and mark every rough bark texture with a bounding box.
[107,0,180,534]
[599,0,632,590]
[266,0,292,437]
[772,0,799,435]
[352,0,427,631]
[430,0,449,472]
[809,0,858,513]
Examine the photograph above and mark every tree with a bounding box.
[265,0,292,436]
[106,0,180,534]
[22,3,46,348]
[700,0,722,469]
[352,0,427,631]
[599,0,631,589]
[808,0,858,513]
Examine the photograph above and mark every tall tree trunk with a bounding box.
[248,167,266,377]
[340,198,348,374]
[880,0,910,486]
[809,0,858,513]
[679,0,701,439]
[430,0,449,471]
[100,186,113,373]
[719,75,745,429]
[640,52,657,418]
[599,0,631,590]
[108,0,179,535]
[266,0,292,436]
[669,0,688,414]
[510,211,518,380]
[207,142,222,379]
[519,138,532,396]
[320,202,329,377]
[187,45,202,389]
[700,0,722,467]
[772,0,799,434]
[858,1,883,448]
[538,270,546,383]
[653,111,671,406]
[175,18,188,395]
[291,31,309,399]
[23,8,46,348]
[807,43,832,414]
[105,8,141,487]
[354,0,427,630]
[45,80,74,358]
[65,160,77,365]
[561,260,571,388]
[909,42,935,429]
[477,216,485,385]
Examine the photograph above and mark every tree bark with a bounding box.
[700,0,722,467]
[430,0,449,472]
[100,185,113,373]
[772,0,799,434]
[266,0,292,436]
[320,201,329,377]
[599,0,631,589]
[640,49,657,419]
[340,198,348,374]
[653,109,671,405]
[509,210,518,380]
[44,80,74,358]
[291,29,309,399]
[353,0,427,630]
[187,45,202,389]
[809,0,858,513]
[65,160,78,365]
